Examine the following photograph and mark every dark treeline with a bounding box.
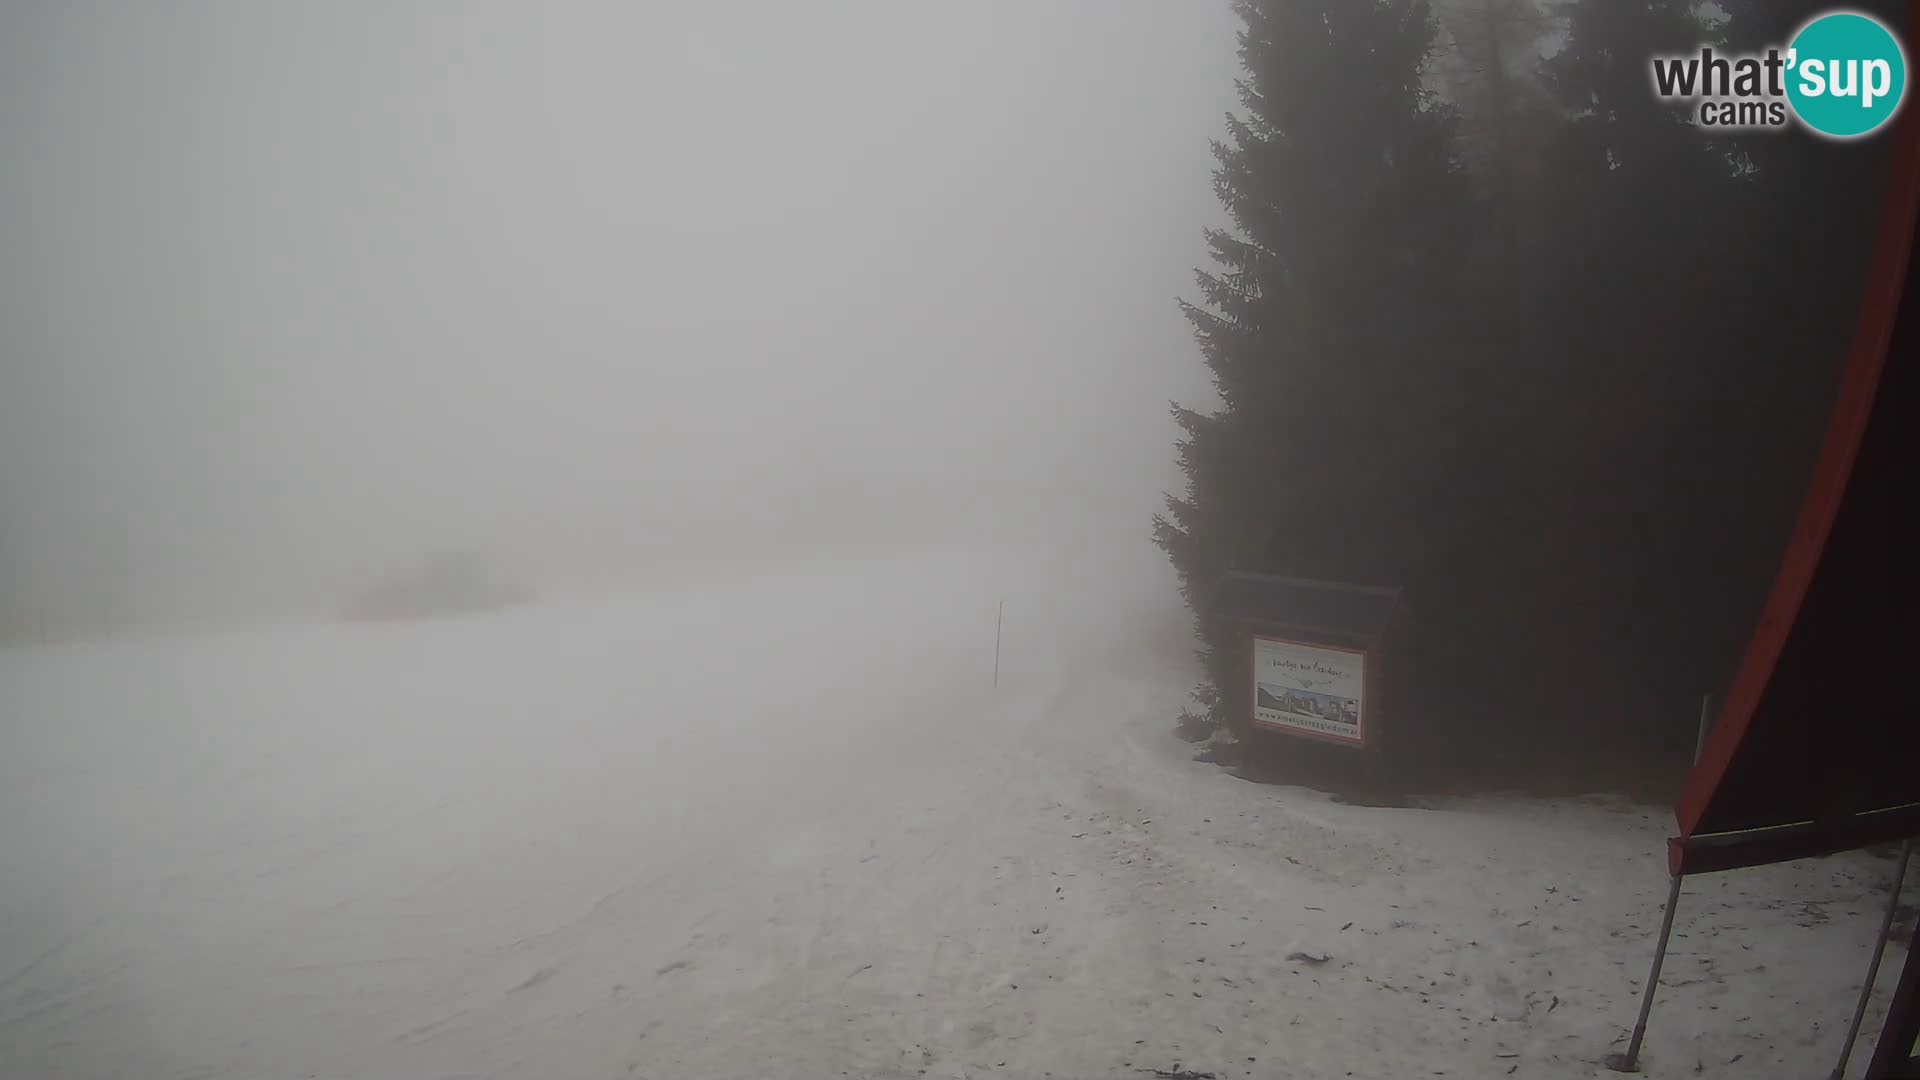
[1156,0,1903,790]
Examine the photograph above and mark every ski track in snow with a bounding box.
[0,546,1906,1079]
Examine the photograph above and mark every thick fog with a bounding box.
[0,3,1239,639]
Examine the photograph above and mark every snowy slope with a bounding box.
[0,545,1906,1079]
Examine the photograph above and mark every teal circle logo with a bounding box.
[1785,11,1908,139]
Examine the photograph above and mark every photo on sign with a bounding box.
[1250,635,1367,746]
[1256,683,1359,726]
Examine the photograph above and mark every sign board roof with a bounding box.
[1207,571,1401,647]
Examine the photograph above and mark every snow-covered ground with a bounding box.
[0,544,1907,1079]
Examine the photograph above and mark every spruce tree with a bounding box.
[1696,0,1906,680]
[1155,0,1476,738]
[1430,0,1557,248]
[1528,0,1774,724]
[1716,0,1905,500]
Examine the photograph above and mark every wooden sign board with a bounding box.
[1250,634,1369,749]
[1208,571,1400,755]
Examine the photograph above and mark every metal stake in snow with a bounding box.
[1693,692,1716,764]
[1608,872,1684,1073]
[1831,838,1913,1080]
[1609,690,1727,1072]
[994,599,1004,689]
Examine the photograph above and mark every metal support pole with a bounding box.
[1608,872,1686,1072]
[1834,839,1914,1080]
[1694,692,1717,764]
[1865,907,1920,1080]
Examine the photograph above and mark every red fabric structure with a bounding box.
[1607,55,1920,1080]
[1668,96,1920,879]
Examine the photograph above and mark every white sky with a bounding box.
[0,2,1240,630]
